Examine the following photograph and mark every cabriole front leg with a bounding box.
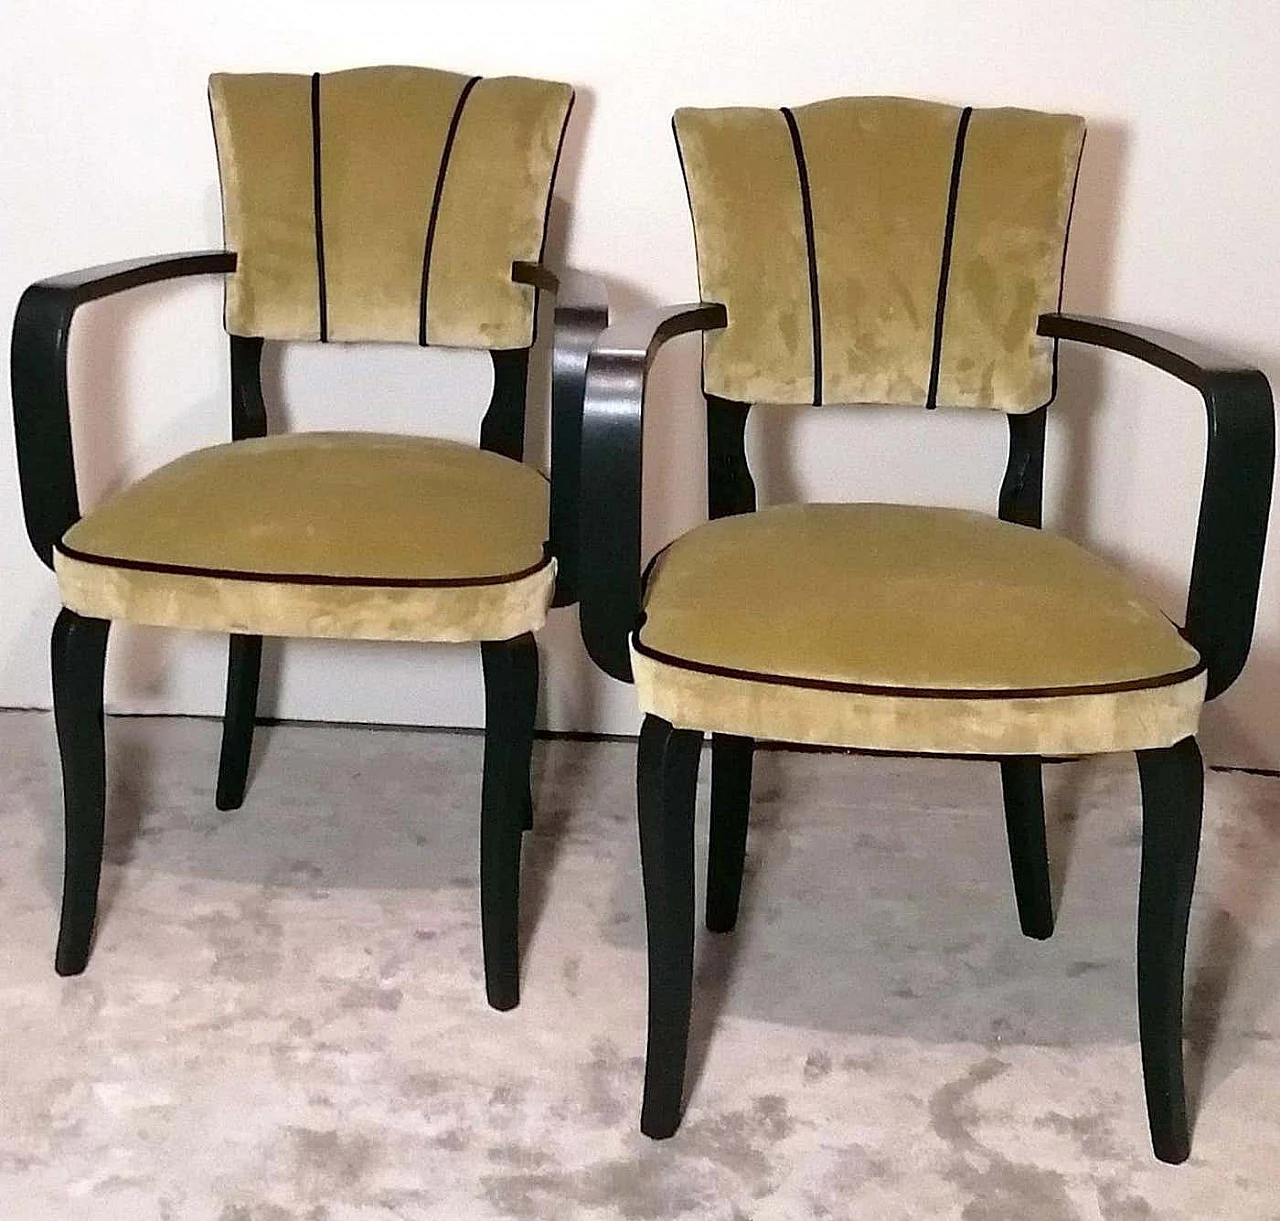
[638,714,701,1139]
[706,734,753,933]
[479,634,538,1011]
[215,633,262,811]
[50,608,111,976]
[999,757,1054,939]
[1135,736,1204,1164]
[510,638,538,833]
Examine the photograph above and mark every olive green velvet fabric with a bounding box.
[938,109,1086,409]
[673,98,1084,411]
[55,433,556,643]
[210,73,318,341]
[209,67,573,348]
[632,504,1204,755]
[318,67,471,343]
[425,76,576,349]
[794,99,958,406]
[674,108,814,403]
[632,653,1205,756]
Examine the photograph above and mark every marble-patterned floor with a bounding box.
[1,709,1277,1219]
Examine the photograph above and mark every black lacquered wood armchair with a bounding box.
[578,97,1273,1162]
[10,66,607,1011]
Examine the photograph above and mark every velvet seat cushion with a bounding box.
[54,433,555,643]
[631,504,1205,756]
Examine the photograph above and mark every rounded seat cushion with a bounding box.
[631,503,1205,755]
[55,432,555,643]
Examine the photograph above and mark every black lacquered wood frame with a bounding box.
[12,248,606,1004]
[1039,312,1274,700]
[542,269,609,605]
[580,297,1273,1164]
[11,251,237,569]
[578,301,728,681]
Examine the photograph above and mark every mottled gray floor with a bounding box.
[1,710,1278,1219]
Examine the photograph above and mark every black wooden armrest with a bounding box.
[547,268,608,606]
[11,250,236,569]
[1039,311,1274,699]
[1038,312,1263,390]
[507,261,610,606]
[579,302,728,681]
[23,251,237,307]
[511,259,560,294]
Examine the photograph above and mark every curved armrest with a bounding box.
[1038,312,1274,699]
[547,269,608,606]
[579,302,728,681]
[11,250,236,568]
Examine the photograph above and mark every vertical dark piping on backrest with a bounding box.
[926,106,973,409]
[525,89,574,346]
[536,91,574,268]
[419,75,482,346]
[671,116,714,401]
[310,72,328,342]
[1045,128,1086,407]
[781,107,822,406]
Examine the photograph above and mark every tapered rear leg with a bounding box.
[479,634,538,1010]
[1000,757,1054,939]
[1136,737,1204,1164]
[637,714,701,1139]
[510,638,538,832]
[706,733,752,932]
[50,608,111,976]
[216,633,262,811]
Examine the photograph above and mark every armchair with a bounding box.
[11,66,608,1013]
[579,97,1273,1162]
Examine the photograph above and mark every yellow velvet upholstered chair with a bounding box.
[577,97,1273,1161]
[11,66,607,1011]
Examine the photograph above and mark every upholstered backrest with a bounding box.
[673,98,1085,412]
[209,66,574,348]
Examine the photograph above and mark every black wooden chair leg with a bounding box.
[215,633,262,811]
[50,608,111,977]
[638,714,702,1139]
[511,638,538,833]
[706,733,752,932]
[479,633,538,1011]
[1000,757,1054,939]
[1135,736,1204,1165]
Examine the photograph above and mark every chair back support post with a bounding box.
[229,335,267,440]
[706,396,755,520]
[998,405,1048,528]
[481,347,531,462]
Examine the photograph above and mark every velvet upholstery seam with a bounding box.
[1046,126,1087,407]
[310,72,328,342]
[670,114,713,400]
[524,87,576,347]
[207,80,232,336]
[418,75,482,347]
[781,107,822,405]
[537,91,574,267]
[926,106,972,409]
[630,632,1205,700]
[55,541,552,590]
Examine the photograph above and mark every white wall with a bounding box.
[2,0,1277,766]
